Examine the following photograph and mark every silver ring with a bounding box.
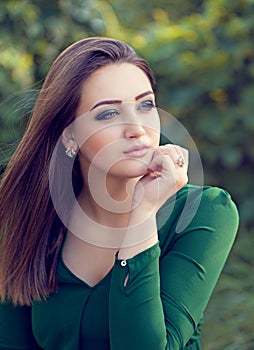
[176,156,185,167]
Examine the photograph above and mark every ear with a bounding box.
[62,127,78,151]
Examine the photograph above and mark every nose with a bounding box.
[124,122,146,139]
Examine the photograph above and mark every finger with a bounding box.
[152,145,189,170]
[174,146,189,169]
[148,153,175,179]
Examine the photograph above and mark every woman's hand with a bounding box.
[118,145,188,259]
[133,144,189,214]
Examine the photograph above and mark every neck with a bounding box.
[78,174,139,228]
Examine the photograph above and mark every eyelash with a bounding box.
[137,100,156,111]
[95,100,156,121]
[95,109,120,121]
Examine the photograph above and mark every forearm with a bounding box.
[118,207,158,260]
[109,185,239,350]
[117,143,188,260]
[109,243,168,350]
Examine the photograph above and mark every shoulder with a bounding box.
[172,183,237,206]
[159,184,239,222]
[187,184,239,220]
[157,184,239,250]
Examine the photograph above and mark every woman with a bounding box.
[0,37,239,349]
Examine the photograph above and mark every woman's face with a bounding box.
[71,63,160,179]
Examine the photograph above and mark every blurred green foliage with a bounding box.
[0,1,253,348]
[1,0,253,231]
[202,230,254,349]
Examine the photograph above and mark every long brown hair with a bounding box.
[0,37,155,305]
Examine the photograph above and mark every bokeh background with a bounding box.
[0,0,253,349]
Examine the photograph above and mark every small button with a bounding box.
[120,260,127,267]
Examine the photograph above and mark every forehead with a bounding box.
[77,63,153,112]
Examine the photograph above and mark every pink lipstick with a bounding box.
[123,144,150,158]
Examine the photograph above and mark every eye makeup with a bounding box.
[95,109,120,121]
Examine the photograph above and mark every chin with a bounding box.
[110,159,149,178]
[126,168,148,179]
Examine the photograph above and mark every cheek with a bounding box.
[80,136,105,160]
[143,113,160,146]
[79,129,119,161]
[147,128,160,147]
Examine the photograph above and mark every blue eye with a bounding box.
[137,100,156,111]
[95,109,120,121]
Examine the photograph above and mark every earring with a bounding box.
[65,148,77,158]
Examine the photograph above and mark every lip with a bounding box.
[123,144,151,158]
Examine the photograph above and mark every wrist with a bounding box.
[117,210,157,259]
[117,234,158,260]
[129,205,157,226]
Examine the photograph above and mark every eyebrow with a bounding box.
[90,90,154,111]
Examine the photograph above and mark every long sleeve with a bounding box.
[0,301,41,350]
[108,186,239,350]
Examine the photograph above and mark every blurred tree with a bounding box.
[0,0,253,229]
[0,0,103,154]
[123,0,254,229]
[109,0,204,25]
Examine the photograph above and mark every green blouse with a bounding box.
[0,185,239,350]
